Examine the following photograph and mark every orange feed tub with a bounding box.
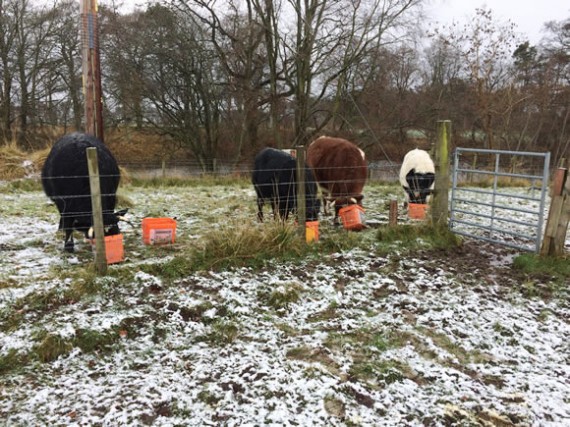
[305,221,319,243]
[104,234,124,264]
[142,217,177,245]
[339,205,366,231]
[90,234,124,264]
[408,203,428,220]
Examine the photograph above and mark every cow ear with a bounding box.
[115,208,129,220]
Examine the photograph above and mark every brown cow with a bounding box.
[306,136,367,221]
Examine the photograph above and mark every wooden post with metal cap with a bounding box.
[81,0,107,273]
[81,0,104,142]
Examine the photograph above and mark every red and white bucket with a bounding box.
[142,217,177,245]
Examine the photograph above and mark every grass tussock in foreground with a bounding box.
[191,220,307,270]
[508,253,569,300]
[145,221,463,278]
[513,253,570,294]
[376,223,462,253]
[141,220,310,277]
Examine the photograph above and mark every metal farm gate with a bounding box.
[449,148,551,252]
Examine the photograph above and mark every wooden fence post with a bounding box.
[87,147,107,275]
[81,0,104,142]
[389,199,398,226]
[541,167,569,256]
[432,120,451,225]
[296,146,306,237]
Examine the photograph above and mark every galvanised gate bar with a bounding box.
[450,148,551,253]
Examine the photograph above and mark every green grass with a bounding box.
[0,349,29,375]
[128,175,250,188]
[376,223,462,253]
[32,331,74,363]
[0,326,128,374]
[140,256,195,280]
[197,319,240,345]
[260,282,303,311]
[512,253,569,299]
[456,176,534,188]
[513,253,570,280]
[348,359,406,385]
[0,178,42,193]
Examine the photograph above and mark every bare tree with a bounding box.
[0,0,18,141]
[13,0,62,146]
[100,5,156,128]
[172,0,283,158]
[284,0,423,145]
[430,8,519,150]
[51,0,83,131]
[128,4,225,171]
[539,17,570,166]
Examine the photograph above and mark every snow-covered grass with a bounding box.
[0,180,569,426]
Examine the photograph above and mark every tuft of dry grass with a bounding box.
[190,219,307,271]
[119,165,132,186]
[0,142,29,179]
[0,141,50,180]
[29,147,50,172]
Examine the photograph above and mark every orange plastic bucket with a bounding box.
[89,234,124,264]
[104,234,124,264]
[306,221,319,243]
[142,217,177,245]
[408,203,428,220]
[339,205,366,231]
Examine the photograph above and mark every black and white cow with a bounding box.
[399,148,435,204]
[41,132,126,252]
[252,147,320,222]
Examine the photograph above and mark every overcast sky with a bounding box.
[115,0,569,44]
[425,0,569,43]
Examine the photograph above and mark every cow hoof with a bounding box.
[64,243,75,253]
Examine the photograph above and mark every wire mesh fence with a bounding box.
[3,153,561,249]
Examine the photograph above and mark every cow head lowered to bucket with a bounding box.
[41,132,128,252]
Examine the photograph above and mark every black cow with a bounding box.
[252,148,320,222]
[41,132,126,252]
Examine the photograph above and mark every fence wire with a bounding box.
[15,157,555,240]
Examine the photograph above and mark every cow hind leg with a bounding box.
[257,199,264,222]
[62,217,75,252]
[64,230,74,252]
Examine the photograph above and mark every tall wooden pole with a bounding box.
[432,120,451,225]
[81,0,104,142]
